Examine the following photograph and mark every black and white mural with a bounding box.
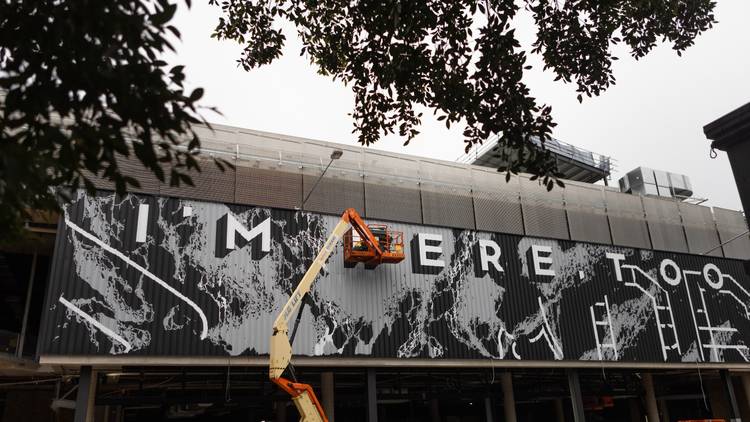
[39,191,750,363]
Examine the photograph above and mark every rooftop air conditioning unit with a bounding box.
[618,167,693,200]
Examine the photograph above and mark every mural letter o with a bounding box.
[702,263,723,290]
[660,259,682,286]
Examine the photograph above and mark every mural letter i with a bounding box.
[136,204,149,243]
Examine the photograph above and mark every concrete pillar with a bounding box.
[430,398,440,422]
[367,368,377,422]
[484,396,494,422]
[554,398,566,422]
[74,366,97,422]
[275,401,287,422]
[321,372,335,422]
[658,399,669,422]
[501,372,517,422]
[720,370,742,422]
[566,369,585,422]
[641,373,659,422]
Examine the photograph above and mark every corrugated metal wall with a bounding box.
[89,124,749,260]
[39,191,750,365]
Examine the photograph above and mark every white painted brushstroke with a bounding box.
[136,204,149,243]
[65,218,209,339]
[59,296,133,353]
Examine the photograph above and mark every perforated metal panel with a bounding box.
[159,158,236,203]
[678,203,722,256]
[420,183,475,229]
[235,166,302,209]
[519,176,569,240]
[471,168,524,235]
[604,191,651,249]
[362,151,422,223]
[713,207,750,259]
[641,197,688,253]
[364,179,422,223]
[87,169,116,191]
[302,172,365,216]
[419,161,475,229]
[119,156,161,194]
[564,183,611,245]
[299,142,365,215]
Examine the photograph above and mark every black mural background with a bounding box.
[38,191,750,364]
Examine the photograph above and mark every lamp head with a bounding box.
[330,150,343,160]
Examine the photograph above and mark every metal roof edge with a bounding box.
[703,102,750,151]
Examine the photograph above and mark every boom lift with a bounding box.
[269,208,404,422]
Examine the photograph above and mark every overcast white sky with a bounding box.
[169,1,749,211]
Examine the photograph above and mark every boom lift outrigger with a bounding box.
[269,208,404,422]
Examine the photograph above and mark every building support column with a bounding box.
[567,369,585,422]
[74,366,97,422]
[720,370,742,422]
[484,395,494,422]
[501,372,517,422]
[554,398,566,422]
[367,368,377,422]
[321,371,335,422]
[641,373,659,422]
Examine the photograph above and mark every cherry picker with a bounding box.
[269,208,404,421]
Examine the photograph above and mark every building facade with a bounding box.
[2,123,750,422]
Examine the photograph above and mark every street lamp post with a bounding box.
[300,149,343,210]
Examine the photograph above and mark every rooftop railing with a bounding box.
[456,135,616,176]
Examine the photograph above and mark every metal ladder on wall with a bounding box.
[655,293,681,358]
[589,295,618,360]
[622,265,681,360]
